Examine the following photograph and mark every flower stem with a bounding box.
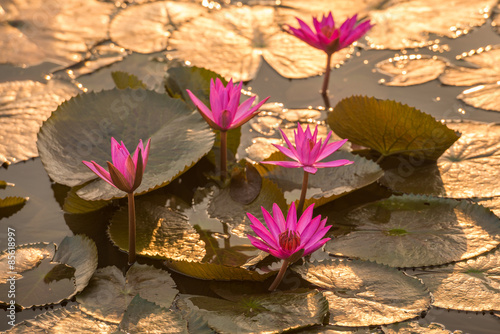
[321,53,333,110]
[297,170,309,216]
[268,258,290,291]
[220,130,227,182]
[127,192,136,264]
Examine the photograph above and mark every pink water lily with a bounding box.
[287,12,373,106]
[82,137,151,264]
[186,78,270,180]
[247,202,331,290]
[186,78,270,132]
[83,137,151,193]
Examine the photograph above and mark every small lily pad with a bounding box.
[37,88,214,201]
[380,121,500,198]
[328,96,460,160]
[382,321,461,334]
[293,259,431,327]
[111,71,148,90]
[0,196,28,218]
[63,184,111,214]
[256,150,383,208]
[325,195,500,268]
[177,289,328,333]
[376,55,448,86]
[415,249,500,312]
[77,263,178,323]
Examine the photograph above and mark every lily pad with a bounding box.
[177,289,328,333]
[0,0,114,67]
[325,195,500,268]
[457,82,500,112]
[63,184,111,214]
[328,96,460,160]
[37,88,214,201]
[169,6,353,81]
[77,263,178,323]
[376,55,448,86]
[0,180,14,189]
[380,121,500,198]
[0,235,97,308]
[366,0,496,50]
[293,259,431,327]
[0,196,28,218]
[109,1,205,53]
[255,150,384,208]
[111,71,148,90]
[0,79,79,165]
[108,196,206,262]
[415,249,500,312]
[382,321,461,334]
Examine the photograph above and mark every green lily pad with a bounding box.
[177,289,328,333]
[325,195,500,268]
[415,249,500,312]
[376,54,448,86]
[0,181,14,189]
[255,150,384,208]
[108,195,206,262]
[382,321,461,334]
[0,196,28,218]
[111,71,148,90]
[37,88,214,201]
[77,263,178,323]
[0,79,79,165]
[63,184,111,214]
[380,121,500,198]
[293,259,431,327]
[328,96,460,160]
[0,235,97,308]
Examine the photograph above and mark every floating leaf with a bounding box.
[0,242,54,284]
[0,80,79,165]
[63,184,111,214]
[0,0,114,67]
[473,197,500,218]
[169,6,353,81]
[415,249,500,312]
[457,82,500,112]
[37,88,214,200]
[328,96,460,160]
[380,121,500,198]
[177,289,328,333]
[0,181,14,189]
[5,305,119,333]
[255,150,383,208]
[165,260,275,281]
[111,71,148,90]
[229,162,262,205]
[77,263,178,323]
[325,195,500,268]
[366,0,495,50]
[376,55,448,86]
[108,196,206,262]
[382,321,461,334]
[293,259,431,327]
[0,196,28,218]
[109,1,205,53]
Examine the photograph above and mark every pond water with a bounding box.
[1,0,500,333]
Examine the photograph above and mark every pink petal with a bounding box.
[273,144,299,162]
[303,166,318,174]
[111,138,130,174]
[314,159,353,168]
[272,203,286,233]
[261,160,302,169]
[186,89,215,122]
[247,235,273,252]
[285,202,297,231]
[247,212,280,249]
[299,216,323,245]
[303,237,330,256]
[262,207,281,241]
[83,160,116,189]
[231,96,269,128]
[296,203,315,233]
[304,225,331,251]
[279,129,299,158]
[316,138,347,161]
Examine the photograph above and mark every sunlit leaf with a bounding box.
[120,295,188,333]
[415,249,500,312]
[63,184,111,214]
[109,1,205,53]
[457,82,500,112]
[165,260,275,281]
[380,121,500,198]
[328,96,460,160]
[0,80,79,165]
[0,0,114,67]
[169,6,353,81]
[37,88,214,200]
[376,55,448,86]
[108,196,206,262]
[77,263,178,323]
[0,196,28,218]
[111,71,148,90]
[5,305,119,333]
[293,259,431,327]
[473,197,500,218]
[382,321,460,334]
[366,0,496,50]
[177,289,328,333]
[255,150,384,208]
[0,242,54,284]
[325,195,500,268]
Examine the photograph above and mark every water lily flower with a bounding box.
[262,123,353,213]
[186,78,270,180]
[247,202,331,290]
[82,137,151,264]
[287,13,373,106]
